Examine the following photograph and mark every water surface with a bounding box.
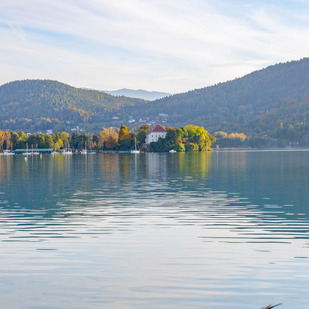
[1,151,309,308]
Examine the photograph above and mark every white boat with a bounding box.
[51,151,59,155]
[81,141,95,154]
[81,142,88,154]
[30,145,39,155]
[169,149,177,153]
[3,150,15,155]
[81,149,95,154]
[23,144,32,155]
[61,150,73,155]
[62,143,73,155]
[131,138,140,154]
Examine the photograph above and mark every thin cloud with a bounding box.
[0,0,308,92]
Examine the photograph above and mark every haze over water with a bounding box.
[1,151,309,308]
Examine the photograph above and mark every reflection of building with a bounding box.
[146,153,168,180]
[145,124,167,144]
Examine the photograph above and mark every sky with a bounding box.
[0,0,309,93]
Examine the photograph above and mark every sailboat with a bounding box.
[31,144,39,155]
[22,144,32,155]
[81,142,95,154]
[131,138,140,154]
[62,149,73,155]
[3,150,15,155]
[2,145,15,155]
[61,143,73,155]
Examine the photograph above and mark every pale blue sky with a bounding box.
[0,0,308,93]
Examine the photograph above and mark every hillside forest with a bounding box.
[1,59,309,147]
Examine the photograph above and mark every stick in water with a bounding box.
[263,304,282,309]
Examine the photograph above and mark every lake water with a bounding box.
[0,151,309,308]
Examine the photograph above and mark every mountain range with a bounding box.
[129,58,309,138]
[1,58,309,145]
[104,88,170,100]
[0,80,147,132]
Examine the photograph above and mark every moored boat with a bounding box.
[3,150,15,155]
[61,143,73,155]
[131,138,140,154]
[81,149,95,154]
[61,150,73,155]
[22,144,32,155]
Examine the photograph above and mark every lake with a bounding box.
[0,151,309,308]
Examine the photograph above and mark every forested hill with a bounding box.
[125,58,309,139]
[0,80,147,132]
[1,59,309,143]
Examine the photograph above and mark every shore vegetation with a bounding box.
[0,124,215,152]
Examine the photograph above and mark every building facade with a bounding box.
[145,124,167,144]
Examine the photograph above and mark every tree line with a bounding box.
[0,124,215,152]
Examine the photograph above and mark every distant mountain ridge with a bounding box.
[104,88,170,100]
[123,58,309,140]
[1,58,309,145]
[0,80,148,132]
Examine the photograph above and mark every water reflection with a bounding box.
[1,152,309,239]
[1,152,309,308]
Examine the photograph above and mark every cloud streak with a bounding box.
[0,0,308,92]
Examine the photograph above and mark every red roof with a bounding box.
[147,124,167,134]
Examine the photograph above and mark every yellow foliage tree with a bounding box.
[0,130,11,150]
[228,132,247,141]
[98,128,118,149]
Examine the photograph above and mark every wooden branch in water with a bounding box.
[262,304,282,309]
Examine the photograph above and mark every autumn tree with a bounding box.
[214,131,247,148]
[54,138,63,151]
[0,130,5,149]
[16,131,28,149]
[139,124,151,132]
[98,128,118,150]
[136,124,151,145]
[180,125,212,151]
[214,131,228,139]
[164,127,183,151]
[42,134,54,148]
[60,132,71,146]
[228,132,247,141]
[10,131,20,150]
[118,125,134,150]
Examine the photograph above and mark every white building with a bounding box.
[145,124,167,144]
